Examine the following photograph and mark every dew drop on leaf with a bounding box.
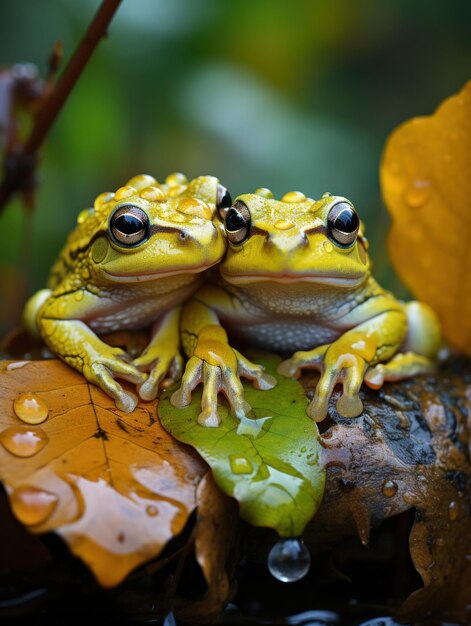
[13,392,49,424]
[229,454,253,475]
[0,426,48,457]
[267,537,311,582]
[10,485,58,526]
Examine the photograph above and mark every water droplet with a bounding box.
[0,426,48,457]
[6,361,30,371]
[77,207,93,224]
[267,537,311,582]
[10,486,58,526]
[13,393,49,424]
[165,172,188,186]
[281,191,306,203]
[229,454,253,474]
[146,505,158,517]
[322,240,333,253]
[140,186,166,202]
[448,500,459,521]
[274,219,295,231]
[403,179,431,208]
[254,187,273,199]
[114,185,135,200]
[382,480,398,498]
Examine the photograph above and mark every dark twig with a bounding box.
[0,0,122,213]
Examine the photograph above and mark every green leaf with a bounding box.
[158,352,325,537]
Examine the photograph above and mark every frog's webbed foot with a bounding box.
[278,343,368,422]
[133,347,183,401]
[82,345,147,413]
[170,340,276,427]
[364,352,436,389]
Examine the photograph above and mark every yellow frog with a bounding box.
[171,188,442,426]
[23,173,231,412]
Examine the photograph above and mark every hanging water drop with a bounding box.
[10,485,58,526]
[267,537,311,582]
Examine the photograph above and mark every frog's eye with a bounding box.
[327,201,359,246]
[216,184,233,218]
[109,205,149,246]
[224,200,251,244]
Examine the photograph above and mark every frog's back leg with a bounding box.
[22,289,52,336]
[364,301,442,388]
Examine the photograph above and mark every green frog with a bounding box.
[171,188,442,426]
[23,173,231,412]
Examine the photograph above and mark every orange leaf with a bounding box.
[0,359,207,587]
[380,80,471,356]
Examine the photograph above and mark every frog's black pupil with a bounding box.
[217,185,232,209]
[334,208,359,233]
[115,214,144,234]
[225,208,246,231]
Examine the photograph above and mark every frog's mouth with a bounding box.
[102,265,212,283]
[221,271,365,288]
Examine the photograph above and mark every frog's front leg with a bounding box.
[364,301,442,388]
[38,318,147,412]
[278,309,408,421]
[170,298,276,427]
[133,307,184,401]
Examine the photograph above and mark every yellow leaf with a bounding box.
[0,359,207,587]
[380,80,471,356]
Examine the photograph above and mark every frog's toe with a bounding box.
[336,363,364,418]
[198,363,222,426]
[307,394,330,422]
[170,356,203,408]
[137,354,183,401]
[364,365,385,389]
[277,357,301,378]
[336,394,363,418]
[221,368,252,421]
[88,362,139,412]
[364,353,435,389]
[277,346,328,378]
[306,363,342,421]
[235,350,277,390]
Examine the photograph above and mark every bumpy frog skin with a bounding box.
[23,173,228,412]
[172,188,442,426]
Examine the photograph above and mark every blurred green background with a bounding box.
[1,0,470,336]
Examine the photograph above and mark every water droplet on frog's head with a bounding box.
[0,426,48,457]
[267,537,311,583]
[13,393,49,424]
[10,485,58,526]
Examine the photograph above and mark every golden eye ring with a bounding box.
[327,201,359,247]
[109,205,149,247]
[224,200,251,244]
